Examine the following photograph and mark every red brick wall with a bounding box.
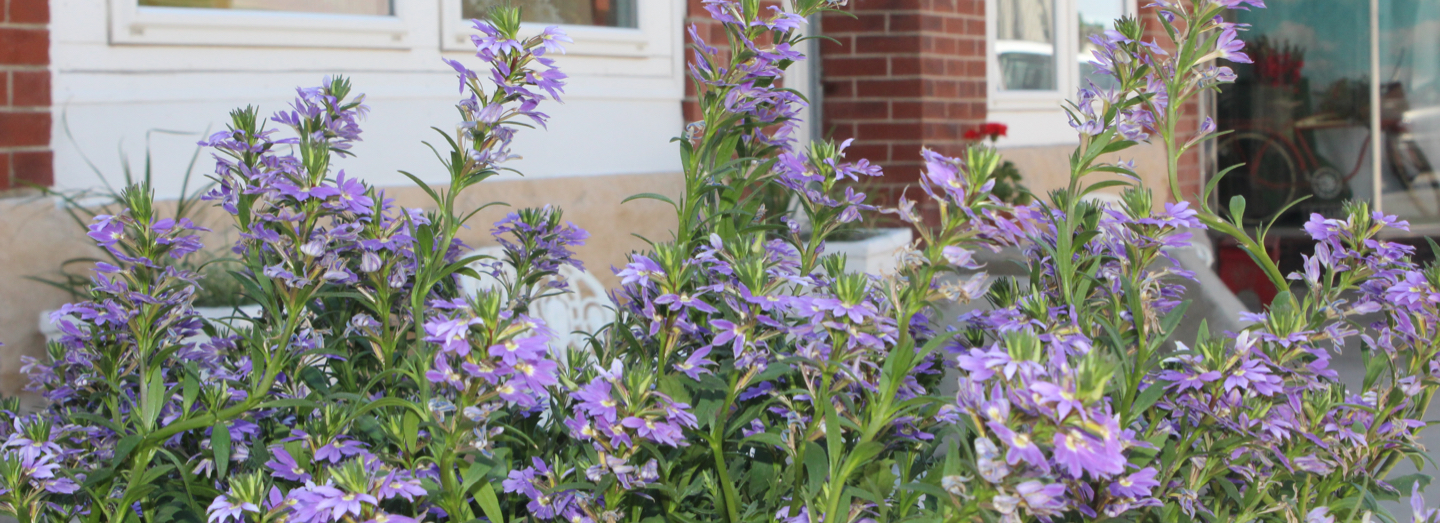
[682,0,716,124]
[819,0,987,189]
[1140,4,1204,201]
[0,0,51,191]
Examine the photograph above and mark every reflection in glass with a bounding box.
[139,0,391,16]
[1380,0,1440,223]
[996,0,1056,91]
[1214,0,1372,227]
[462,0,637,28]
[1077,0,1124,90]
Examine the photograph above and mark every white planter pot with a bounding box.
[825,228,914,276]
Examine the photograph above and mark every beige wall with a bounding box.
[0,172,683,396]
[1000,141,1180,202]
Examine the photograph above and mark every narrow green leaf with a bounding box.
[212,422,232,478]
[475,482,505,523]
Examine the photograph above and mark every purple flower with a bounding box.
[574,380,619,422]
[1030,381,1086,421]
[1108,467,1159,498]
[264,446,311,481]
[987,422,1049,470]
[709,319,749,354]
[1223,359,1284,396]
[654,291,719,313]
[943,246,982,269]
[328,170,374,215]
[511,358,559,391]
[1158,368,1220,392]
[376,471,427,501]
[425,355,466,389]
[207,495,257,523]
[312,484,377,521]
[424,316,477,355]
[1214,28,1252,64]
[1052,427,1125,479]
[617,255,664,287]
[1386,271,1437,310]
[1015,481,1068,516]
[489,335,548,365]
[314,438,366,464]
[674,346,716,380]
[536,26,572,56]
[87,215,126,250]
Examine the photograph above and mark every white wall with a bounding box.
[49,0,686,198]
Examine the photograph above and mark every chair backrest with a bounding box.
[461,247,616,355]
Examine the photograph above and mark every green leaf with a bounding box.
[622,192,678,208]
[182,368,199,413]
[1126,382,1168,426]
[1228,195,1247,223]
[461,461,495,494]
[804,441,828,497]
[254,398,319,410]
[475,482,505,523]
[212,422,232,478]
[110,434,144,468]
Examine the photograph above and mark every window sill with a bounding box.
[109,4,415,49]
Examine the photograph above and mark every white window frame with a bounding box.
[108,0,415,49]
[439,0,674,59]
[986,0,1138,112]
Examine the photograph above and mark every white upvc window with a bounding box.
[987,0,1138,145]
[440,0,676,60]
[108,0,417,49]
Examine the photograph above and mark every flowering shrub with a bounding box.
[8,0,1440,522]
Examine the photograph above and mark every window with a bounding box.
[461,0,637,28]
[996,0,1057,91]
[987,0,1136,145]
[137,0,391,16]
[440,0,674,59]
[1076,0,1126,89]
[111,0,413,48]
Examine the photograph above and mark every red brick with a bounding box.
[846,143,890,163]
[822,80,854,98]
[0,111,50,147]
[12,150,50,187]
[857,78,921,97]
[892,101,922,119]
[826,100,889,120]
[823,56,888,78]
[0,28,47,66]
[849,0,921,10]
[0,152,9,190]
[819,36,853,56]
[11,71,48,107]
[0,73,8,106]
[889,14,921,32]
[891,56,922,76]
[9,0,49,24]
[855,34,920,54]
[821,13,864,33]
[857,122,923,141]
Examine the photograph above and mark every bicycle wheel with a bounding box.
[1216,132,1299,224]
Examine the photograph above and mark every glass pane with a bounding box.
[139,0,391,16]
[996,0,1056,91]
[1214,0,1373,228]
[462,0,638,28]
[1379,0,1440,223]
[1077,0,1124,90]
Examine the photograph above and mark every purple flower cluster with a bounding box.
[422,306,559,410]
